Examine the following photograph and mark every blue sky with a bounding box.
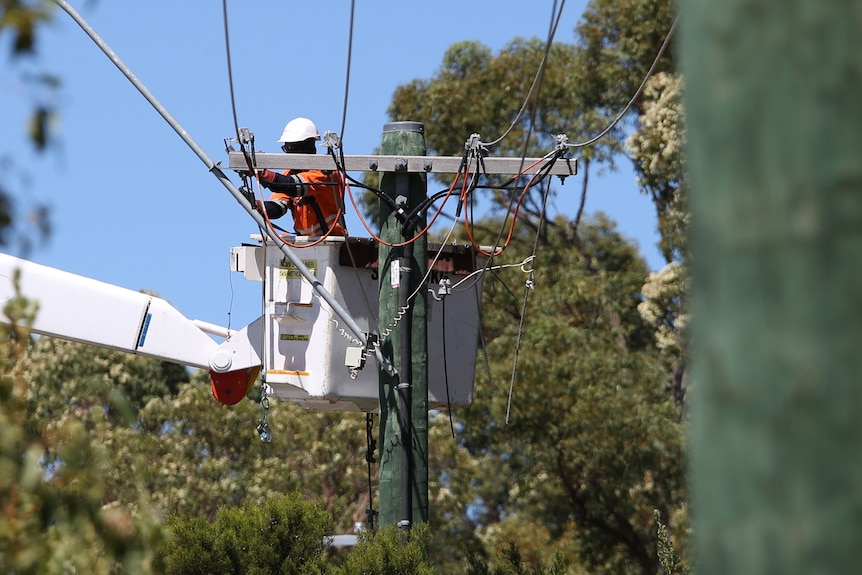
[3,0,662,335]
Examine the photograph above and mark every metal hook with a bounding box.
[256,395,272,443]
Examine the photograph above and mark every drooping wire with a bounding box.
[451,255,535,291]
[222,0,240,148]
[497,136,563,426]
[440,296,455,438]
[222,0,255,177]
[221,0,260,335]
[480,0,567,148]
[332,144,466,248]
[505,162,554,424]
[339,0,356,142]
[464,149,563,258]
[475,0,565,259]
[564,10,680,150]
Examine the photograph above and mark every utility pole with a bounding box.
[686,0,862,573]
[377,122,429,529]
[224,137,575,529]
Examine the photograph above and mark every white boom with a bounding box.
[0,253,262,404]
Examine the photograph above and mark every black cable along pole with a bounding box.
[398,213,414,530]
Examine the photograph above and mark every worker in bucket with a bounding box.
[255,117,347,236]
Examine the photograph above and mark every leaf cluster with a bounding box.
[455,216,687,575]
[157,493,332,575]
[576,0,678,116]
[1,291,164,574]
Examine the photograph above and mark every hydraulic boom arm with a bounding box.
[0,253,262,405]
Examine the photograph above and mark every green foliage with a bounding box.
[576,0,678,115]
[158,493,332,575]
[1,2,690,573]
[457,217,686,575]
[127,373,373,531]
[466,541,571,575]
[335,524,437,575]
[21,337,188,429]
[627,72,687,264]
[654,509,690,575]
[1,2,58,251]
[157,517,230,574]
[1,288,163,574]
[0,0,53,55]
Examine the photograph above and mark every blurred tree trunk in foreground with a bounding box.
[684,0,862,573]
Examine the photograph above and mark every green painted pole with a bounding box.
[377,122,429,529]
[684,0,862,573]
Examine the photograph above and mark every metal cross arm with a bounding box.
[227,152,577,177]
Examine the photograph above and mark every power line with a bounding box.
[565,11,680,150]
[339,0,356,142]
[480,0,567,149]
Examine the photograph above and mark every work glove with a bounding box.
[261,199,289,219]
[258,169,276,185]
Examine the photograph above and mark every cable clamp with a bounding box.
[554,133,569,151]
[464,133,488,157]
[365,508,379,531]
[323,130,342,150]
[239,127,254,145]
[365,334,379,358]
[429,276,452,301]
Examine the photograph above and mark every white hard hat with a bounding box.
[277,117,320,143]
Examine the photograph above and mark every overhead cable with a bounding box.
[565,10,680,150]
[339,0,356,141]
[480,0,567,148]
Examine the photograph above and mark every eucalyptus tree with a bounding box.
[1,294,163,574]
[456,217,685,575]
[381,2,688,570]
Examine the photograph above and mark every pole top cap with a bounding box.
[383,121,424,134]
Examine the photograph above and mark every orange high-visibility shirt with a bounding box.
[269,169,347,236]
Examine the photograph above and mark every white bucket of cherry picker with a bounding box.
[230,236,484,413]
